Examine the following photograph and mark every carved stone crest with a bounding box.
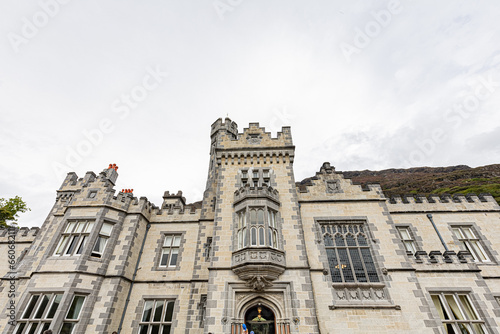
[245,275,273,291]
[326,180,341,193]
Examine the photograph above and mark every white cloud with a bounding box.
[1,0,499,226]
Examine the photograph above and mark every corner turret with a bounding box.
[211,117,238,141]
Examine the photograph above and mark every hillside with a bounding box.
[298,164,500,203]
[342,164,500,203]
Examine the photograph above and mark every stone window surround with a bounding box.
[494,295,500,307]
[85,219,117,263]
[14,292,63,334]
[233,200,282,251]
[15,287,92,334]
[153,232,186,271]
[426,288,493,333]
[86,188,99,200]
[314,217,394,308]
[394,224,421,254]
[448,222,497,264]
[52,219,95,257]
[238,168,273,188]
[321,222,380,283]
[50,218,118,263]
[138,298,175,333]
[133,295,179,334]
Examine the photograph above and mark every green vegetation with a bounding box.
[0,196,30,227]
[344,165,500,205]
[431,184,500,203]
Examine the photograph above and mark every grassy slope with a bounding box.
[341,164,500,203]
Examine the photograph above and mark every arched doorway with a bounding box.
[245,305,275,334]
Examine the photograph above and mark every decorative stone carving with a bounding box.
[245,275,273,291]
[332,283,390,306]
[247,134,262,144]
[231,247,286,286]
[326,180,341,193]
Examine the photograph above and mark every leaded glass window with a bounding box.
[322,222,379,283]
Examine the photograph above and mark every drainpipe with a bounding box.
[426,214,448,252]
[118,222,151,333]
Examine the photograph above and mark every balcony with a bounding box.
[231,247,286,291]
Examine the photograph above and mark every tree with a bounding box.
[0,196,30,227]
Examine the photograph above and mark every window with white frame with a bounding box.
[236,208,279,250]
[431,292,488,334]
[15,293,63,334]
[267,209,278,248]
[452,226,490,262]
[91,222,113,258]
[397,226,417,254]
[322,222,379,283]
[160,235,181,267]
[60,295,86,334]
[139,299,175,334]
[237,210,248,249]
[54,220,94,256]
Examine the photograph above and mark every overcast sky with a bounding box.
[1,1,499,227]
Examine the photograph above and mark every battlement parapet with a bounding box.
[387,193,499,209]
[234,183,280,205]
[59,166,119,192]
[211,117,239,140]
[0,227,39,242]
[151,202,201,222]
[214,119,293,153]
[162,191,187,211]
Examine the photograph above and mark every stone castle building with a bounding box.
[1,118,500,334]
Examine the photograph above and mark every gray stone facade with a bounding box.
[1,118,500,333]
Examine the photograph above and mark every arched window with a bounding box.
[237,211,248,249]
[251,228,257,246]
[235,207,281,250]
[250,211,257,225]
[267,209,278,248]
[259,227,265,246]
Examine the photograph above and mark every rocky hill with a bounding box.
[342,164,500,203]
[298,164,500,203]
